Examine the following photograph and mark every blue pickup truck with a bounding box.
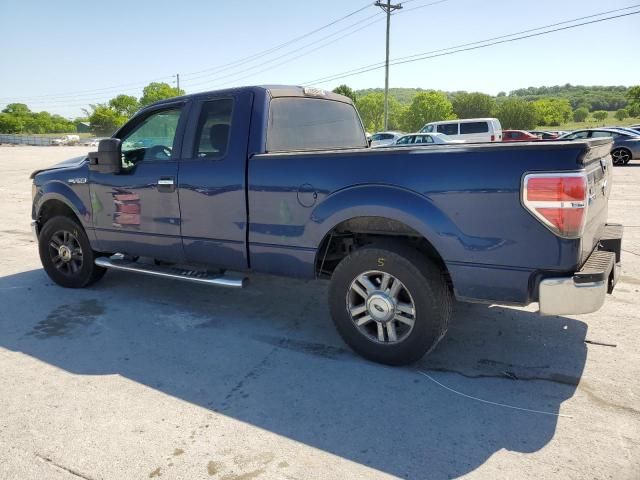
[30,85,622,365]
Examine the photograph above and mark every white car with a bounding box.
[370,131,404,147]
[394,132,464,145]
[420,118,502,143]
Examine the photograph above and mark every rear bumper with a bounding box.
[539,224,622,316]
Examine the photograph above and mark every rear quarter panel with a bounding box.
[248,142,597,303]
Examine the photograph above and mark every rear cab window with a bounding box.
[267,97,367,152]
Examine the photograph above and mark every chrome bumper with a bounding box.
[30,220,38,240]
[539,224,622,316]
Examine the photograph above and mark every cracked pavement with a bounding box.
[0,146,639,479]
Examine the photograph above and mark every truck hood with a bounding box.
[30,155,88,180]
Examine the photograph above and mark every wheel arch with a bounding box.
[310,185,455,285]
[34,183,92,239]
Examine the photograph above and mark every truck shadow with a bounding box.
[0,268,588,479]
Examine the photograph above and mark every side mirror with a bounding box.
[89,138,121,174]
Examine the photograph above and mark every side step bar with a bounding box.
[95,256,247,288]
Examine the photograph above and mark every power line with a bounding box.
[182,0,451,96]
[180,11,382,88]
[0,2,373,103]
[302,6,640,86]
[184,15,384,92]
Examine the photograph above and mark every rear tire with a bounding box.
[611,148,631,166]
[38,216,106,288]
[329,242,452,366]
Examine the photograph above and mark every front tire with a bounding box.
[329,242,452,365]
[38,216,106,288]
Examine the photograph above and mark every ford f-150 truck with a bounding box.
[30,85,622,365]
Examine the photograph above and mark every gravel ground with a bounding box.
[0,145,638,480]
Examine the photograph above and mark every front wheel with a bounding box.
[38,216,106,288]
[329,242,452,366]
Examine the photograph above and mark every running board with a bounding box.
[95,256,247,288]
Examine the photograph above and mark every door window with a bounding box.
[396,136,413,145]
[436,123,458,135]
[193,98,234,159]
[120,108,182,167]
[460,122,489,134]
[415,135,434,144]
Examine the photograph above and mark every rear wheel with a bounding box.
[611,148,631,166]
[329,242,452,365]
[38,216,106,288]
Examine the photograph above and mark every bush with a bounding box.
[592,110,608,122]
[614,109,629,121]
[573,107,589,122]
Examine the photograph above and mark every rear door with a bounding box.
[177,91,253,270]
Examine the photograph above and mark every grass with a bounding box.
[538,111,640,131]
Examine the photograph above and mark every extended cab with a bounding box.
[30,85,622,365]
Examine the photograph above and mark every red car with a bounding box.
[502,130,539,142]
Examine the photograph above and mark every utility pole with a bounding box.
[175,73,180,91]
[375,0,402,131]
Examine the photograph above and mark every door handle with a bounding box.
[157,177,175,192]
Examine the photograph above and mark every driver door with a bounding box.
[89,101,189,262]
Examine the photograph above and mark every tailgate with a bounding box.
[580,138,614,265]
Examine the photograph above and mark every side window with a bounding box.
[423,124,435,133]
[193,98,233,159]
[512,132,522,138]
[396,136,411,145]
[591,130,613,138]
[424,135,434,143]
[120,108,182,165]
[437,123,458,135]
[460,122,489,134]
[380,134,394,141]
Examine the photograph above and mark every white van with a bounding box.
[420,118,502,143]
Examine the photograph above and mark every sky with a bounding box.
[1,0,639,118]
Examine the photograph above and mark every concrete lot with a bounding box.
[0,146,638,480]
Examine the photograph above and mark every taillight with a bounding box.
[491,134,495,142]
[522,173,588,238]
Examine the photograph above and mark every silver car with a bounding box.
[370,131,404,148]
[394,132,464,145]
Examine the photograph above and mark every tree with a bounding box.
[573,107,589,122]
[356,93,406,132]
[627,86,640,117]
[533,98,573,126]
[0,113,25,133]
[332,85,357,104]
[592,110,608,122]
[109,95,139,117]
[614,109,629,121]
[88,105,127,136]
[2,103,30,115]
[139,82,185,107]
[628,85,640,105]
[452,92,495,119]
[401,91,455,132]
[495,98,537,129]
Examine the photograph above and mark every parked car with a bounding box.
[30,85,622,366]
[529,130,559,139]
[369,131,403,147]
[393,132,464,145]
[420,118,502,142]
[559,128,640,165]
[502,130,539,142]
